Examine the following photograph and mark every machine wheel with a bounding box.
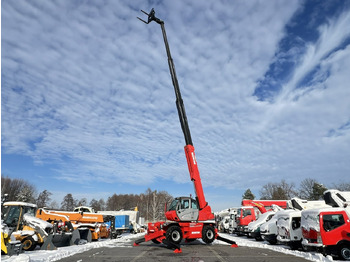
[22,236,37,251]
[166,225,183,244]
[338,244,350,260]
[202,225,215,244]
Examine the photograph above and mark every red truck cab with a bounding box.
[301,208,350,260]
[236,200,287,236]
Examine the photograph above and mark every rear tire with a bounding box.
[202,225,215,244]
[338,244,350,260]
[166,225,182,244]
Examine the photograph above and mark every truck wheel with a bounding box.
[22,236,37,251]
[202,225,215,244]
[166,225,182,244]
[338,244,350,260]
[255,235,263,241]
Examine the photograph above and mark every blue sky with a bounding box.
[2,0,350,211]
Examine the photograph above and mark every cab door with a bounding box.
[176,198,199,221]
[321,211,350,246]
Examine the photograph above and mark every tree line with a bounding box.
[2,175,350,221]
[1,176,173,222]
[242,178,350,200]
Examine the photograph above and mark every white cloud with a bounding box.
[2,0,349,204]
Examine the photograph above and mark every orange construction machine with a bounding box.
[36,208,110,242]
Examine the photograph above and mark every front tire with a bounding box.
[338,244,350,260]
[166,225,182,244]
[22,236,37,251]
[202,225,215,244]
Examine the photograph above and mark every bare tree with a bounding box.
[105,188,173,222]
[89,198,106,212]
[1,176,36,202]
[17,185,36,203]
[331,181,350,191]
[61,193,76,211]
[98,199,106,211]
[299,178,318,199]
[260,180,296,200]
[49,200,59,210]
[77,198,87,206]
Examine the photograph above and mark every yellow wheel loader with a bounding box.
[1,202,57,255]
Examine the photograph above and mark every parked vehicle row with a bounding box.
[230,190,350,260]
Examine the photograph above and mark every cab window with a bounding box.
[181,199,190,209]
[323,214,345,231]
[4,206,21,227]
[243,209,252,217]
[168,199,178,211]
[191,200,198,209]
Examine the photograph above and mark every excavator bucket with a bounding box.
[51,229,80,247]
[77,228,92,243]
[40,234,57,251]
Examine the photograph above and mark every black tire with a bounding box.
[202,225,215,244]
[338,244,350,260]
[166,225,182,244]
[22,236,37,251]
[255,235,263,241]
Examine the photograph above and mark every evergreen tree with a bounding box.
[311,183,327,200]
[242,189,255,200]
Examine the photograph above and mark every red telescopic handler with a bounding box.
[134,9,238,253]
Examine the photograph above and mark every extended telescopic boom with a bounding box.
[138,9,209,211]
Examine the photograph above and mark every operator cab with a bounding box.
[2,202,37,230]
[166,196,199,221]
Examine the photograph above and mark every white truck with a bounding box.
[248,210,276,241]
[276,198,330,250]
[301,190,350,260]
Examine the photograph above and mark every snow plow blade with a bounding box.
[51,229,80,247]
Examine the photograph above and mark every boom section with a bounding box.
[138,9,208,210]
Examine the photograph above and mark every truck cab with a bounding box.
[166,197,199,222]
[302,208,350,260]
[236,206,260,236]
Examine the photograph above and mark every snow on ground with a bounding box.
[217,233,339,262]
[2,233,340,262]
[1,233,143,262]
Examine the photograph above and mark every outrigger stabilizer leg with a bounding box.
[217,234,238,248]
[134,237,182,253]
